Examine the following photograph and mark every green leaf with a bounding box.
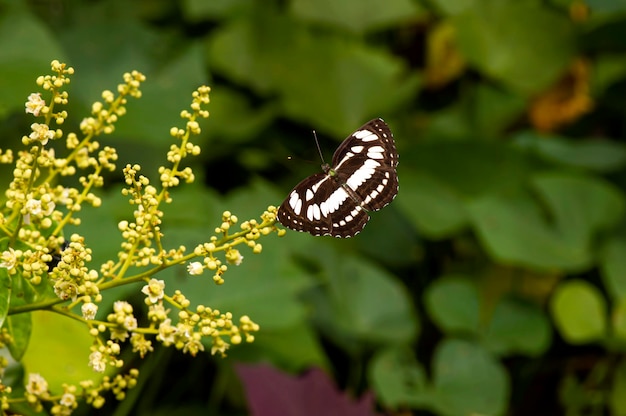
[432,339,509,416]
[406,142,530,197]
[453,0,575,94]
[395,170,468,239]
[610,360,626,415]
[600,238,626,301]
[368,347,429,408]
[205,86,277,143]
[513,131,626,172]
[4,308,31,362]
[289,0,423,34]
[531,172,626,245]
[113,42,208,145]
[237,325,328,372]
[423,276,480,334]
[468,172,623,272]
[310,255,419,350]
[613,297,626,342]
[593,54,626,95]
[207,9,419,134]
[482,297,551,357]
[550,279,607,344]
[429,0,477,15]
[471,84,527,138]
[182,0,253,20]
[467,193,591,271]
[21,311,104,392]
[0,7,65,116]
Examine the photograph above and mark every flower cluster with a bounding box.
[0,61,282,414]
[16,370,139,414]
[189,208,283,284]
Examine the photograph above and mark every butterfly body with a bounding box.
[277,118,398,238]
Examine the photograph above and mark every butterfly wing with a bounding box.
[277,173,371,237]
[331,118,399,211]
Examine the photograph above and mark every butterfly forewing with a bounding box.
[277,118,398,238]
[277,174,371,236]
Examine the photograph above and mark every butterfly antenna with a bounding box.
[313,130,326,164]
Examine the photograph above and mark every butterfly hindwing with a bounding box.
[277,118,398,238]
[331,118,399,211]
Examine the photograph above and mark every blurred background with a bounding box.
[2,0,626,415]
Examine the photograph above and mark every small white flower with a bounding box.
[110,328,129,342]
[42,200,55,215]
[187,261,203,276]
[88,351,106,373]
[26,373,48,396]
[157,319,176,345]
[29,123,55,145]
[81,302,98,320]
[60,392,76,407]
[25,198,42,215]
[141,279,165,304]
[25,93,45,116]
[113,300,132,314]
[0,248,20,270]
[123,315,138,331]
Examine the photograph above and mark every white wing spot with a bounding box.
[311,176,330,193]
[353,130,378,142]
[333,152,356,170]
[320,201,329,217]
[289,192,303,215]
[364,190,380,206]
[305,189,314,201]
[326,187,349,213]
[367,145,385,159]
[312,204,321,220]
[351,145,364,153]
[346,159,380,191]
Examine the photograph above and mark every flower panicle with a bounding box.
[0,61,276,415]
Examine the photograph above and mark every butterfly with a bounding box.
[277,118,399,237]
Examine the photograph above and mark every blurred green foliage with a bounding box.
[2,0,626,414]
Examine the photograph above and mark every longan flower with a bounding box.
[0,248,20,270]
[89,351,106,373]
[26,373,49,397]
[142,278,165,304]
[59,392,75,407]
[157,319,176,345]
[25,93,46,116]
[81,302,98,320]
[59,391,77,409]
[225,249,243,266]
[24,198,55,217]
[130,333,153,358]
[187,261,203,276]
[182,334,205,356]
[28,123,55,145]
